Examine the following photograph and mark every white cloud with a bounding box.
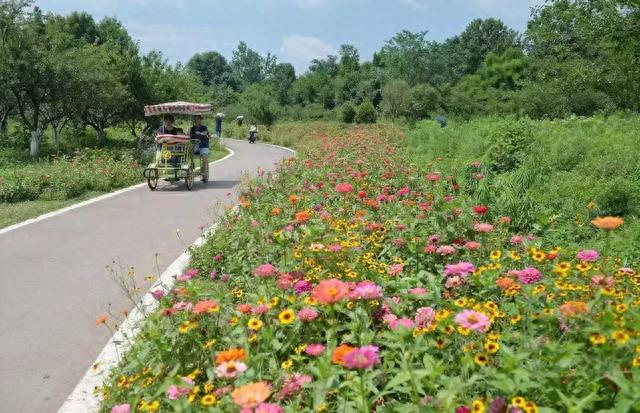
[280,35,337,74]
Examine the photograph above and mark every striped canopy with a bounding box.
[144,101,212,117]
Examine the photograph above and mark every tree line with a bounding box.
[1,0,638,157]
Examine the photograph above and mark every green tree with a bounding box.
[407,84,441,122]
[231,41,265,89]
[381,79,410,122]
[270,63,296,105]
[242,84,278,128]
[341,103,356,123]
[186,51,230,86]
[339,44,360,75]
[355,101,377,124]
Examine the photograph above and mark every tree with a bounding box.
[187,51,230,86]
[231,41,265,89]
[341,103,356,123]
[242,84,278,128]
[309,55,339,77]
[381,79,410,122]
[355,101,377,124]
[407,84,441,122]
[270,63,296,105]
[339,44,360,75]
[1,3,60,157]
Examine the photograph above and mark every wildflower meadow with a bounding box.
[100,125,639,413]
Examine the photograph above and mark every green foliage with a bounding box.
[407,84,442,122]
[381,79,410,120]
[242,85,278,128]
[341,103,356,123]
[485,118,533,173]
[355,101,377,124]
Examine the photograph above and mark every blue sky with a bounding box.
[37,0,543,74]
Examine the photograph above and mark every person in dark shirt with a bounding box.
[156,114,184,165]
[190,115,210,182]
[215,114,223,138]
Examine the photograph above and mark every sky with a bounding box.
[36,0,544,74]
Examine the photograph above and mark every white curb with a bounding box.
[0,148,235,236]
[57,142,294,412]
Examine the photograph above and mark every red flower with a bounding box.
[335,183,353,193]
[472,204,488,215]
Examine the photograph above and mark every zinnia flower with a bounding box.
[297,307,318,322]
[255,263,278,277]
[215,361,248,379]
[331,344,355,365]
[111,404,130,413]
[387,263,404,275]
[193,300,220,314]
[474,223,494,233]
[408,287,427,296]
[576,249,599,262]
[232,382,272,409]
[389,317,415,331]
[342,345,381,369]
[454,310,491,332]
[472,204,488,215]
[591,216,623,230]
[444,261,475,277]
[305,344,326,356]
[277,373,312,400]
[516,267,542,285]
[335,182,353,193]
[255,403,285,413]
[558,301,589,317]
[312,279,349,304]
[215,348,247,364]
[150,289,165,300]
[414,307,436,327]
[350,281,383,300]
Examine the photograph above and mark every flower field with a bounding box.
[102,125,640,413]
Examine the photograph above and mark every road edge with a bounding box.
[0,148,235,236]
[57,141,294,413]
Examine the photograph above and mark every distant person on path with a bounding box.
[248,125,258,144]
[190,115,210,182]
[215,113,223,139]
[436,115,447,128]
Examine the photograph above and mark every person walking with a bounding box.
[190,115,210,182]
[215,113,224,139]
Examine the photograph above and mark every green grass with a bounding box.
[406,113,640,262]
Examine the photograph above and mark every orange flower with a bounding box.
[95,315,108,326]
[312,279,349,304]
[331,344,355,366]
[231,381,271,409]
[289,195,298,204]
[215,348,247,365]
[496,277,514,290]
[558,301,589,317]
[591,216,624,230]
[193,300,220,314]
[271,208,282,216]
[295,210,311,223]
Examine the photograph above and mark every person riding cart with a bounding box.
[143,101,212,190]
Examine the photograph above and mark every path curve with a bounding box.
[0,140,292,413]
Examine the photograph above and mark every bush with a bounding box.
[515,82,569,119]
[485,118,533,173]
[407,84,441,122]
[597,177,639,217]
[355,101,377,124]
[341,103,356,123]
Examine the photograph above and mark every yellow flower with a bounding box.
[632,357,640,367]
[509,250,521,260]
[484,341,500,353]
[615,303,628,313]
[512,397,526,407]
[472,399,486,413]
[200,394,217,406]
[576,262,592,272]
[589,333,607,345]
[532,251,546,262]
[279,309,296,325]
[294,344,307,355]
[304,296,318,306]
[248,333,258,343]
[248,318,263,331]
[281,359,293,369]
[474,353,489,366]
[443,324,455,335]
[510,315,522,325]
[612,330,629,344]
[229,317,239,326]
[232,289,244,298]
[457,326,471,336]
[489,250,502,260]
[435,338,447,349]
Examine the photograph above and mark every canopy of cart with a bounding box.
[144,101,212,117]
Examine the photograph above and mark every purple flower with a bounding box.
[516,267,542,285]
[576,249,599,262]
[342,345,380,369]
[294,280,313,294]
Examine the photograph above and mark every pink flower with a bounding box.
[499,216,511,224]
[396,187,410,196]
[172,301,193,312]
[277,273,294,290]
[255,403,285,413]
[454,310,491,332]
[576,249,599,262]
[455,407,471,413]
[436,245,456,256]
[510,235,523,245]
[387,263,404,276]
[444,261,475,277]
[221,273,231,282]
[464,241,481,251]
[427,173,441,182]
[350,281,383,300]
[278,373,312,400]
[255,263,278,277]
[294,280,312,294]
[445,275,462,289]
[389,317,415,331]
[210,270,217,279]
[192,300,220,314]
[305,344,326,356]
[414,307,436,327]
[214,254,223,262]
[516,267,542,285]
[591,275,615,288]
[150,289,165,300]
[424,244,437,254]
[328,244,342,252]
[252,304,269,315]
[474,223,494,233]
[335,182,353,193]
[167,383,192,400]
[408,287,427,296]
[428,234,440,244]
[111,404,130,413]
[298,307,318,322]
[215,361,248,379]
[342,345,381,369]
[177,268,198,282]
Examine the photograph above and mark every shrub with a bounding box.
[485,118,533,173]
[515,82,569,119]
[597,177,639,217]
[355,101,377,124]
[341,103,356,123]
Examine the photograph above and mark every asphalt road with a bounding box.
[0,140,291,413]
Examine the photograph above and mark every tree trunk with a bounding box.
[0,111,8,138]
[96,126,106,147]
[30,130,41,158]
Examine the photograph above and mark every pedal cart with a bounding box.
[143,102,211,191]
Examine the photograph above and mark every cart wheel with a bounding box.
[147,177,158,190]
[185,173,194,190]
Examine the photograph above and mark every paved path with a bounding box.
[0,140,291,413]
